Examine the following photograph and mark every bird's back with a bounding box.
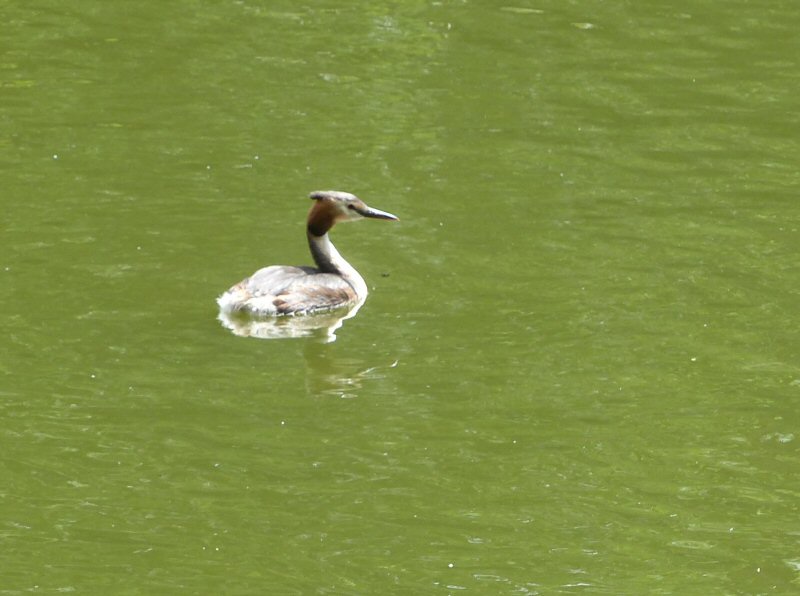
[217,265,359,316]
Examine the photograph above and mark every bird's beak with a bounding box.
[360,205,399,221]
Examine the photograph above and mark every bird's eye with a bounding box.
[347,204,356,210]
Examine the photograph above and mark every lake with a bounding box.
[2,0,799,593]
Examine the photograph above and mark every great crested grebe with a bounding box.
[217,190,398,317]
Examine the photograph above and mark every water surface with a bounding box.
[2,0,799,593]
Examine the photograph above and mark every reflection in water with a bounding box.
[217,301,363,343]
[302,338,398,399]
[218,301,399,398]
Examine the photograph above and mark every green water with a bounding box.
[3,0,799,593]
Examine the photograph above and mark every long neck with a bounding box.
[307,230,368,297]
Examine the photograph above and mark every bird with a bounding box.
[217,190,398,317]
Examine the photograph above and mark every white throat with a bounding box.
[308,232,368,299]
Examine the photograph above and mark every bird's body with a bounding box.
[217,191,397,317]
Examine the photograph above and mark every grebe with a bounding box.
[217,190,398,317]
